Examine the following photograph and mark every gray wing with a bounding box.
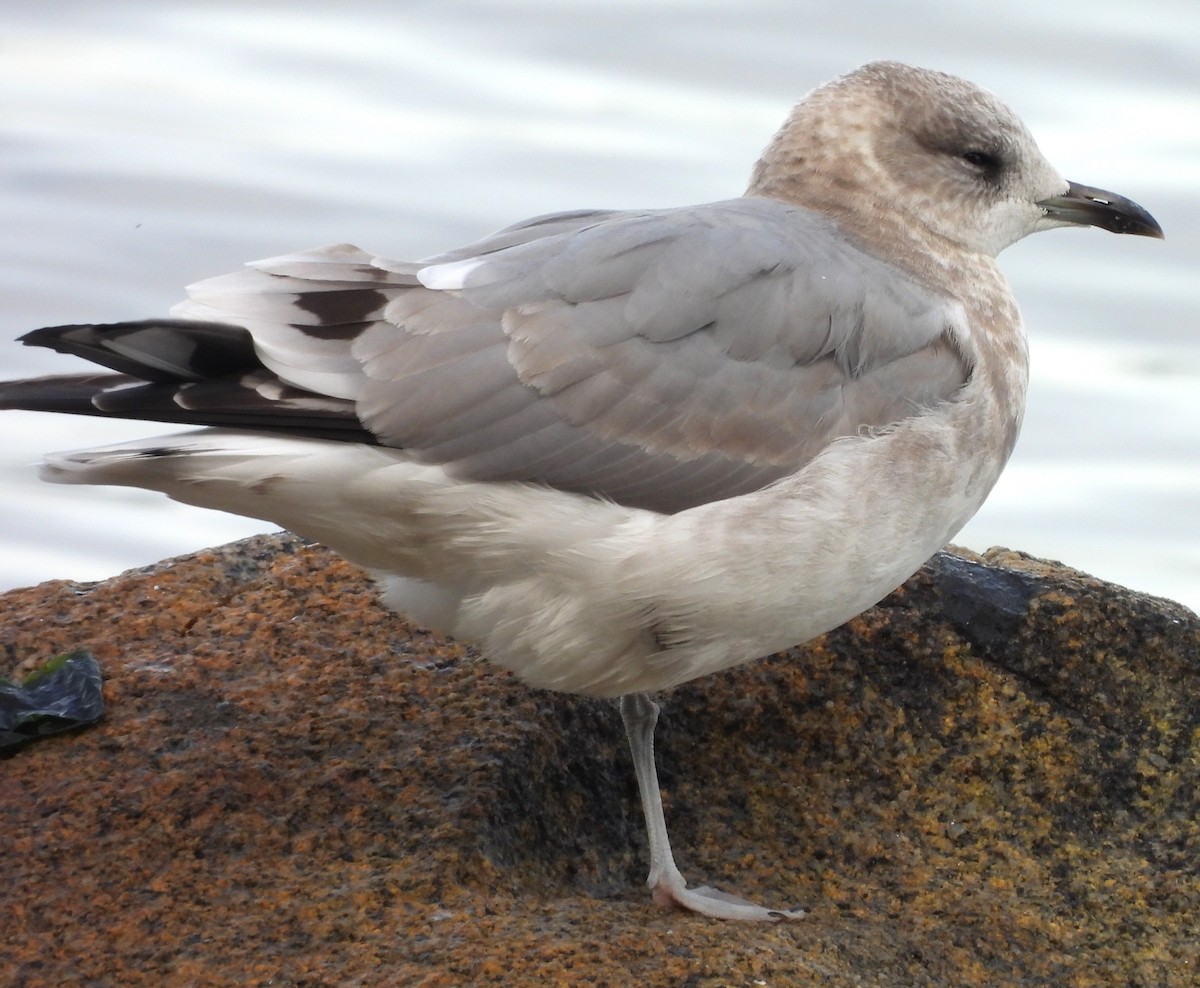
[178,198,968,512]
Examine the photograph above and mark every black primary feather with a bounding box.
[3,321,376,443]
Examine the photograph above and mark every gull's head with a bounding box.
[749,61,1162,257]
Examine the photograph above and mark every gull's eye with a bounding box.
[961,149,1001,172]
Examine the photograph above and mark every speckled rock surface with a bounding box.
[2,533,1197,987]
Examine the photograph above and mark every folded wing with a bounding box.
[11,198,970,512]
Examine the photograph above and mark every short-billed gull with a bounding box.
[0,61,1162,920]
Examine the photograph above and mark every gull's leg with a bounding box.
[619,692,805,921]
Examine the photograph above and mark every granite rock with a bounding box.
[2,533,1197,986]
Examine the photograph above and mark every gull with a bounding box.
[0,62,1161,920]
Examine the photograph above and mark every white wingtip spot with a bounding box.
[416,257,486,291]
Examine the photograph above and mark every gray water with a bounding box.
[2,0,1197,610]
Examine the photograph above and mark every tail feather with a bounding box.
[38,430,317,489]
[34,430,468,578]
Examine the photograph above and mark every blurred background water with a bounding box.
[1,0,1197,610]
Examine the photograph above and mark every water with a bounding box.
[2,0,1197,610]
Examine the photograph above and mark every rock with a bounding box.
[2,533,1197,986]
